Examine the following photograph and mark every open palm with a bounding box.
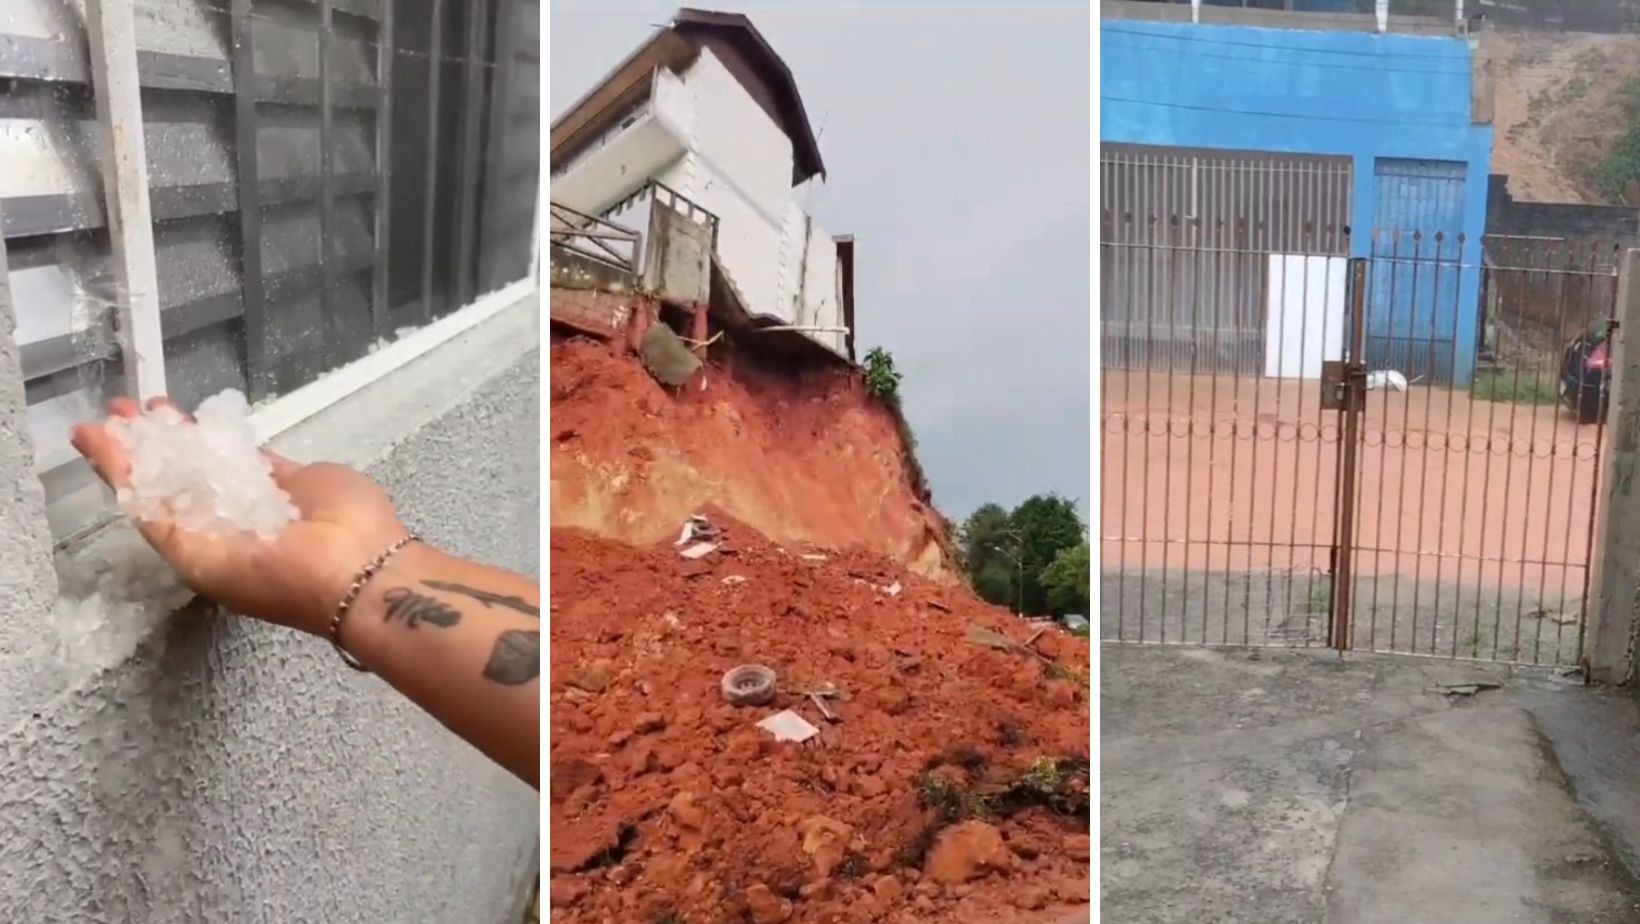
[72,397,408,636]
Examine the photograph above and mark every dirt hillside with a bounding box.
[1486,31,1640,203]
[547,521,1091,923]
[549,337,952,579]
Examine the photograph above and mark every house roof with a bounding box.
[550,7,826,187]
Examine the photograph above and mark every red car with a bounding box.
[1560,320,1612,425]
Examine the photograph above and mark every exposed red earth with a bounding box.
[548,333,1089,922]
[548,338,952,581]
[547,523,1091,923]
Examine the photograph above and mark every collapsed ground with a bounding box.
[548,523,1090,923]
[549,338,951,581]
[548,335,1090,922]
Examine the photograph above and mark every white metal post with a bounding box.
[1375,0,1389,32]
[531,164,545,286]
[1191,0,1201,24]
[86,0,166,401]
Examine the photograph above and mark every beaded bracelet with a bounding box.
[329,535,419,672]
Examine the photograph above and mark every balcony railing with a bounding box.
[549,202,642,275]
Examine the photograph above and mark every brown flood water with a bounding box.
[1100,369,1603,601]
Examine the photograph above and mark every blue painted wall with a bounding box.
[1101,21,1494,385]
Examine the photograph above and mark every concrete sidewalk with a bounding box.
[1101,646,1640,923]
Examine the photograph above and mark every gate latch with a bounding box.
[1321,360,1367,411]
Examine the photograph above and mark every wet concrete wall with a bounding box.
[0,297,541,922]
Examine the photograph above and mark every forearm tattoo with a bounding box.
[423,580,540,617]
[381,588,462,629]
[482,629,540,685]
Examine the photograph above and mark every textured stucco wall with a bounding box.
[0,296,541,923]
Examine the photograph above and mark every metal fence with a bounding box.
[1482,235,1624,372]
[549,202,641,275]
[1100,221,1618,668]
[1100,146,1352,376]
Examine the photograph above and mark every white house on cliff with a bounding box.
[549,7,853,360]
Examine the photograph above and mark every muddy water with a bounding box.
[1100,370,1603,604]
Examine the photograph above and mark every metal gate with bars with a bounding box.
[1100,145,1353,376]
[1100,208,1619,667]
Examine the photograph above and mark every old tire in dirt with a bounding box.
[722,664,777,707]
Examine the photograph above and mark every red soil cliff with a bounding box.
[548,337,952,579]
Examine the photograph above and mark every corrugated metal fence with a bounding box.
[1100,145,1353,376]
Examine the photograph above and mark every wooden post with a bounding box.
[86,0,166,400]
[691,303,708,357]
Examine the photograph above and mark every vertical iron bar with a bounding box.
[1333,258,1369,650]
[1552,240,1581,662]
[1227,216,1247,644]
[1367,231,1402,650]
[1390,232,1423,652]
[1238,162,1252,644]
[1206,214,1225,645]
[1256,172,1276,644]
[1311,226,1345,641]
[1108,210,1121,643]
[481,0,518,292]
[371,0,395,338]
[1576,256,1620,667]
[1414,234,1446,655]
[1451,234,1483,658]
[231,0,272,400]
[1469,249,1501,659]
[1162,207,1180,641]
[1512,244,1545,661]
[453,0,489,307]
[1532,239,1562,664]
[1287,221,1314,643]
[1491,242,1530,661]
[1183,212,1198,643]
[319,0,337,369]
[1140,212,1156,642]
[420,0,446,324]
[1560,243,1598,663]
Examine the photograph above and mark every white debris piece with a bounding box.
[680,542,719,560]
[108,389,299,540]
[1365,370,1409,392]
[756,709,820,744]
[676,514,722,546]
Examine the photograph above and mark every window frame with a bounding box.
[1,0,543,547]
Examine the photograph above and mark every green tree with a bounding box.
[863,347,903,402]
[958,503,1017,608]
[957,494,1085,616]
[1010,494,1085,616]
[1040,541,1090,616]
